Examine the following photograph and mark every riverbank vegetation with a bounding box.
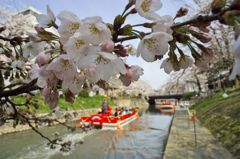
[13,92,116,114]
[191,88,240,157]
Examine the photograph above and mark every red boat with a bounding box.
[158,103,176,115]
[76,109,139,130]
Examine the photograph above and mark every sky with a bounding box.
[0,0,199,90]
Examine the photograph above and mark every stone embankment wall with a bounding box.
[0,108,98,136]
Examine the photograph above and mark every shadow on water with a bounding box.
[0,111,173,159]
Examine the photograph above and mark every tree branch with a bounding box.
[171,13,220,29]
[0,35,11,41]
[116,7,232,43]
[0,79,39,98]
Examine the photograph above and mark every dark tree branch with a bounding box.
[0,35,11,41]
[5,97,59,145]
[116,7,233,43]
[19,113,56,144]
[0,79,39,98]
[116,35,139,42]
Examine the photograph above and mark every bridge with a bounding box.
[147,94,184,111]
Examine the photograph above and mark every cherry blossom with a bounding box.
[68,45,101,69]
[160,58,174,74]
[101,40,115,52]
[29,64,40,80]
[36,5,56,28]
[23,41,46,58]
[179,55,194,69]
[126,44,137,56]
[152,15,173,35]
[194,51,214,70]
[80,16,112,45]
[11,60,25,69]
[120,65,143,86]
[64,32,90,59]
[36,65,57,88]
[137,32,173,62]
[114,44,128,57]
[57,11,82,43]
[62,73,86,95]
[42,86,59,109]
[135,0,162,21]
[0,54,11,63]
[46,55,77,81]
[88,90,96,97]
[35,52,51,66]
[86,52,127,82]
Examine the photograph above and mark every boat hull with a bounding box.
[159,104,175,115]
[78,111,138,130]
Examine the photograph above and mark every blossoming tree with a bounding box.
[0,0,240,150]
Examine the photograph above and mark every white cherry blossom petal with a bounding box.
[46,55,77,80]
[62,74,86,94]
[64,32,90,58]
[80,16,112,45]
[57,11,82,43]
[36,5,55,28]
[0,54,11,63]
[29,64,40,80]
[37,65,57,88]
[135,0,162,21]
[160,58,173,74]
[86,52,127,82]
[179,55,193,69]
[152,15,173,35]
[137,32,173,62]
[120,65,143,86]
[23,42,46,58]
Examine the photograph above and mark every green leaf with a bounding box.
[113,15,125,30]
[119,24,133,36]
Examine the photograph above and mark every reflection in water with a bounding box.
[0,112,172,159]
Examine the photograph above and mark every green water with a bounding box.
[0,112,172,159]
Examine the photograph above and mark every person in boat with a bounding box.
[101,97,109,114]
[114,108,118,117]
[107,105,112,116]
[124,107,129,114]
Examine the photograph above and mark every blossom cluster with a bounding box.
[26,4,146,108]
[1,0,240,109]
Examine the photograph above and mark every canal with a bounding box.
[0,112,172,159]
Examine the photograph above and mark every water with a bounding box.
[0,112,172,159]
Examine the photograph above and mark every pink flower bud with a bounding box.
[65,90,75,103]
[36,52,51,66]
[49,91,58,109]
[42,86,58,109]
[101,40,115,52]
[114,44,128,57]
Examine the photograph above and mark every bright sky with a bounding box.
[0,0,199,90]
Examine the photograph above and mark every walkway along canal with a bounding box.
[163,108,235,159]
